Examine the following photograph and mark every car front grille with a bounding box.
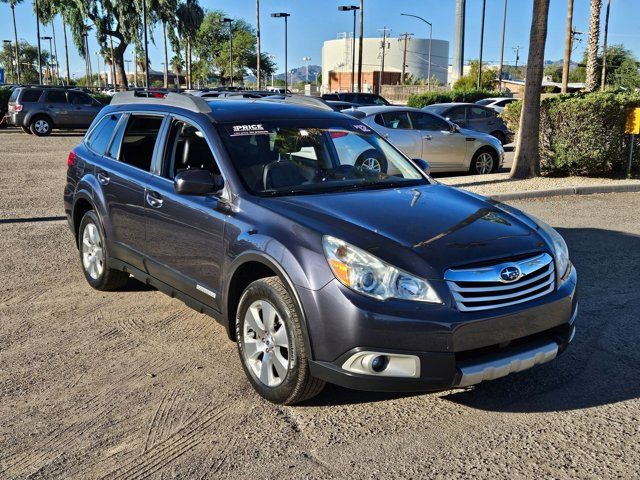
[444,253,555,312]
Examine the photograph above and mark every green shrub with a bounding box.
[501,91,640,176]
[90,93,112,105]
[407,89,503,108]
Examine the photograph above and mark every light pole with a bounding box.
[220,18,234,87]
[271,12,290,92]
[498,0,507,92]
[477,0,486,89]
[400,13,432,90]
[35,0,43,85]
[40,36,53,84]
[95,51,102,88]
[338,5,359,93]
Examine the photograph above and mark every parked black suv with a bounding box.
[7,86,103,136]
[64,92,577,404]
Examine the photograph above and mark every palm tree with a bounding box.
[600,0,611,90]
[170,54,183,87]
[585,0,602,91]
[175,0,203,89]
[561,0,574,94]
[157,0,177,88]
[1,0,24,83]
[510,0,551,179]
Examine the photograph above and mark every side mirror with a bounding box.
[174,169,224,196]
[450,122,460,133]
[413,158,431,175]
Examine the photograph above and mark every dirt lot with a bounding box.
[1,130,639,479]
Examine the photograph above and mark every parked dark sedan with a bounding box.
[424,103,512,145]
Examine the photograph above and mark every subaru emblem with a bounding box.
[500,266,521,282]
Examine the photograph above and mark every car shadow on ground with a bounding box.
[304,227,640,410]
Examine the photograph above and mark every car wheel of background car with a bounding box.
[355,149,388,173]
[491,131,506,145]
[21,126,33,134]
[470,148,498,175]
[29,115,52,136]
[78,210,130,291]
[236,276,325,405]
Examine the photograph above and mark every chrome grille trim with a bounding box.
[445,253,555,312]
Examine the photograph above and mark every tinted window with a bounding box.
[68,91,95,106]
[497,99,515,107]
[447,107,466,122]
[373,114,385,127]
[118,115,163,171]
[381,111,411,129]
[45,90,68,104]
[163,120,220,179]
[21,89,43,102]
[409,112,450,131]
[469,107,488,120]
[86,114,121,155]
[106,114,128,159]
[9,89,19,102]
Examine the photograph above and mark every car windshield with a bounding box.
[217,120,427,196]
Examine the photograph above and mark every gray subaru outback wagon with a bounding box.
[64,92,577,404]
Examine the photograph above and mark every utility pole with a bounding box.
[498,0,508,91]
[513,45,522,73]
[561,0,575,93]
[220,18,234,86]
[377,26,390,94]
[62,17,70,85]
[477,0,486,89]
[339,5,360,93]
[399,32,413,85]
[452,0,466,83]
[357,0,364,92]
[601,0,611,91]
[256,0,261,89]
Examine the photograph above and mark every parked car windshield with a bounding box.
[217,120,427,196]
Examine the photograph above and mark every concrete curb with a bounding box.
[488,183,640,201]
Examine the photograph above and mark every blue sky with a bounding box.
[2,0,640,77]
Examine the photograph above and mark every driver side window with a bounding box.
[163,119,220,179]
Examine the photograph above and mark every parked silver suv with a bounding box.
[6,87,103,136]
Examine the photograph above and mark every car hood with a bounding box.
[261,184,547,278]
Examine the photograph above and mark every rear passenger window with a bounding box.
[118,115,164,171]
[46,91,68,103]
[469,107,488,119]
[163,120,220,179]
[21,90,43,102]
[381,111,411,129]
[68,91,95,106]
[86,114,121,155]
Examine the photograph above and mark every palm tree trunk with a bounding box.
[11,2,21,83]
[561,0,574,93]
[162,21,169,88]
[510,0,551,179]
[585,0,602,91]
[62,15,70,85]
[600,0,611,91]
[256,0,261,89]
[51,21,60,84]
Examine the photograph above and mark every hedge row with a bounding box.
[501,91,640,176]
[90,93,113,105]
[407,89,504,108]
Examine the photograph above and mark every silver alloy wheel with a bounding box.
[34,119,49,134]
[242,299,290,387]
[361,157,382,172]
[475,152,494,174]
[81,222,105,280]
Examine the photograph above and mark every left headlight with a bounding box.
[535,218,571,284]
[322,236,442,303]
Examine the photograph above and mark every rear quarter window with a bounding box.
[9,89,19,102]
[85,114,122,155]
[20,90,43,103]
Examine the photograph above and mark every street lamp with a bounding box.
[35,0,43,85]
[271,12,290,92]
[400,13,432,90]
[338,5,359,93]
[220,17,234,87]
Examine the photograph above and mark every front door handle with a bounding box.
[146,191,164,208]
[96,171,110,185]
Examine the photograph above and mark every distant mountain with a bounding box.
[245,65,322,84]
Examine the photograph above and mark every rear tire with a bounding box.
[236,277,325,405]
[30,115,52,136]
[78,210,129,291]
[470,148,498,175]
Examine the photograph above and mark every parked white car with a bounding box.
[475,97,518,113]
[343,106,505,174]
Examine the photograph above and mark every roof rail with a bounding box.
[261,94,335,112]
[110,91,212,114]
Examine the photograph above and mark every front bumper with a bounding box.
[304,267,578,392]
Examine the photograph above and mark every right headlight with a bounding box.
[322,236,442,303]
[530,216,571,284]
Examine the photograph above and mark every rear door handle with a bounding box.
[96,171,110,185]
[145,191,163,208]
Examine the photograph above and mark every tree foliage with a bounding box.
[453,60,498,90]
[0,41,49,84]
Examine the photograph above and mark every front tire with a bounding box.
[236,277,325,405]
[30,115,52,136]
[470,148,498,175]
[78,211,129,291]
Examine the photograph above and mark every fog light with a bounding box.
[370,355,388,372]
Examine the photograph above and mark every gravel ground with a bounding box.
[1,130,639,479]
